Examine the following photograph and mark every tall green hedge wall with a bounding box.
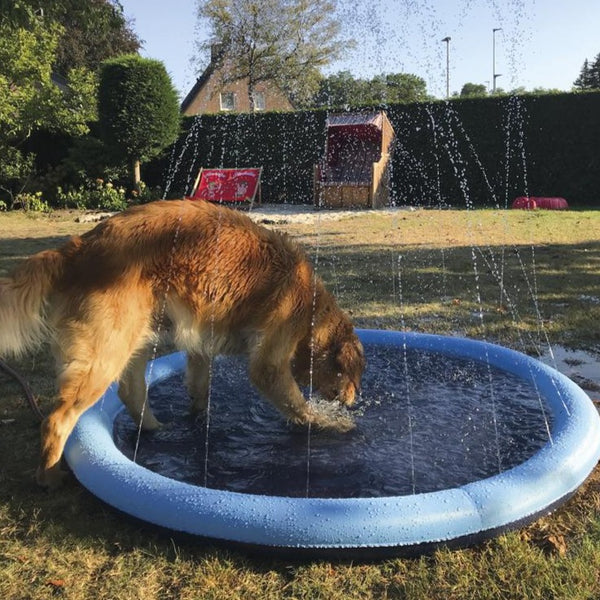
[158,91,600,208]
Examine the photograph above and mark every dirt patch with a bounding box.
[247,203,413,225]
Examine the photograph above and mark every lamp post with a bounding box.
[493,27,502,93]
[442,36,451,99]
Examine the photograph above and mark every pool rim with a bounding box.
[64,329,600,556]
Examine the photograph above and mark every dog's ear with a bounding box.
[335,336,366,387]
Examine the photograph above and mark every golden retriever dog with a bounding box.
[0,200,365,488]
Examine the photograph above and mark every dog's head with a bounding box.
[315,329,365,406]
[293,324,365,407]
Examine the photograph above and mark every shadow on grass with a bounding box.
[309,240,600,349]
[0,230,598,567]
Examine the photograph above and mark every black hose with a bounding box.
[0,358,45,422]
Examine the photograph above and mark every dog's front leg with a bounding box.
[118,349,161,430]
[186,351,211,415]
[249,347,354,432]
[249,357,311,425]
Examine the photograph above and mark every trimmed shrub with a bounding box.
[98,54,181,187]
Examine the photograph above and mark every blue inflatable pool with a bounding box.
[64,330,600,557]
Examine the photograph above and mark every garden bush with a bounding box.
[56,178,128,211]
[15,191,51,213]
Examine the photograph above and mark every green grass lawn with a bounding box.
[0,206,599,599]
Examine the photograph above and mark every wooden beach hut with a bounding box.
[314,111,395,209]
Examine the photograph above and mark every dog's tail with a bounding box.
[0,249,63,358]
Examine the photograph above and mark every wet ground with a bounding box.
[247,201,409,224]
[539,346,600,403]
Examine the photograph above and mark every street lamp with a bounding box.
[493,27,502,93]
[442,36,451,99]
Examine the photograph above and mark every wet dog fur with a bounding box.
[0,200,365,488]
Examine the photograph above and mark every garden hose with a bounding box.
[0,358,45,422]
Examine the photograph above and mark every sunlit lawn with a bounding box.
[0,205,599,599]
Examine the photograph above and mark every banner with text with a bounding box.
[189,168,261,203]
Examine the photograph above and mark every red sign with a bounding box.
[189,168,261,204]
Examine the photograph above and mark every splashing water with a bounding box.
[134,0,560,500]
[115,345,553,498]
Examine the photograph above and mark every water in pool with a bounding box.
[113,344,552,498]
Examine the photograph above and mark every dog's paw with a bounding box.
[189,397,209,416]
[145,420,172,430]
[36,465,70,490]
[329,413,356,433]
[320,412,356,433]
[188,403,208,418]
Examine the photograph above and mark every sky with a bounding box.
[118,0,600,100]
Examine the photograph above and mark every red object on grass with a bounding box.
[188,168,262,205]
[534,197,569,210]
[512,196,569,210]
[512,196,537,210]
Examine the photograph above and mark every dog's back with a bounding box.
[1,199,310,358]
[58,199,309,332]
[0,201,309,355]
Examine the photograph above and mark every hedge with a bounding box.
[153,91,600,208]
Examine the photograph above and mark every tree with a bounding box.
[574,59,593,90]
[460,82,487,98]
[381,73,429,104]
[312,70,365,107]
[197,0,350,111]
[574,54,600,90]
[0,0,37,26]
[0,11,96,206]
[98,55,180,189]
[312,71,429,108]
[51,0,141,75]
[0,0,140,75]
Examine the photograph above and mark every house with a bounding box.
[181,45,294,115]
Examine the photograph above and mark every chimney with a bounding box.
[211,43,223,63]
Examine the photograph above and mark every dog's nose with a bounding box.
[340,385,356,407]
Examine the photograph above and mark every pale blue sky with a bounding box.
[119,0,600,100]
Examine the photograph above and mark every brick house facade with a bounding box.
[181,48,294,115]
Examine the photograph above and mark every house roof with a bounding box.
[180,63,216,114]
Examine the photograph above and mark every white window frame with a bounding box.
[253,91,266,111]
[219,91,236,111]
